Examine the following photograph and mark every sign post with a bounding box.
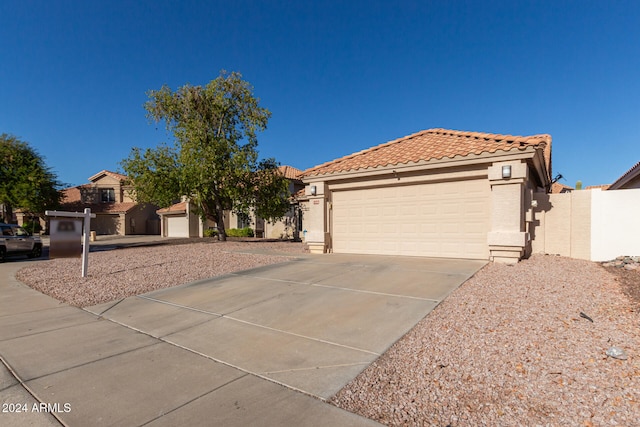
[45,208,96,277]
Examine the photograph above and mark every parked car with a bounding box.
[0,223,43,262]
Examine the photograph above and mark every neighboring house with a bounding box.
[582,161,639,191]
[298,128,553,264]
[585,184,610,190]
[156,200,201,238]
[608,160,640,190]
[551,182,574,193]
[59,170,160,235]
[157,166,305,239]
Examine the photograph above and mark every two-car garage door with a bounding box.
[331,179,490,259]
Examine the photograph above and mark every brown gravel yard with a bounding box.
[333,255,640,426]
[16,240,303,307]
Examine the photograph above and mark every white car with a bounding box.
[0,223,43,262]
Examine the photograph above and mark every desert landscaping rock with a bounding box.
[16,241,303,307]
[602,255,640,270]
[332,255,640,426]
[606,346,629,360]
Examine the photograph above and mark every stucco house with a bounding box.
[551,182,574,193]
[157,166,304,238]
[59,170,160,235]
[298,128,552,264]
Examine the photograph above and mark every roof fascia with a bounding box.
[302,147,538,183]
[530,148,552,190]
[609,162,640,190]
[87,171,108,182]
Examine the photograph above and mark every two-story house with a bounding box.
[59,170,160,235]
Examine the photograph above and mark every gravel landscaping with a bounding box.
[332,254,640,426]
[16,240,304,307]
[15,243,640,425]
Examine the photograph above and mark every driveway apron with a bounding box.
[1,253,484,426]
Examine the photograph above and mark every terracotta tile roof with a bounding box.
[585,184,611,190]
[88,170,128,183]
[278,165,303,180]
[60,199,137,214]
[551,182,574,193]
[300,128,552,178]
[609,160,640,190]
[60,185,85,204]
[96,202,137,214]
[292,188,307,201]
[156,202,187,214]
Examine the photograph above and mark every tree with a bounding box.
[121,71,290,240]
[0,134,63,223]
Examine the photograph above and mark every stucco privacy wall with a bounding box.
[591,188,640,261]
[532,188,640,261]
[531,190,591,260]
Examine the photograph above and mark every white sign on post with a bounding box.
[49,218,82,258]
[45,208,96,278]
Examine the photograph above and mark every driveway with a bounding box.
[0,253,484,426]
[88,253,484,398]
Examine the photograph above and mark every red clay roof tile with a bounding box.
[551,182,574,193]
[278,165,303,180]
[156,202,187,214]
[88,170,128,182]
[585,184,611,190]
[300,128,551,178]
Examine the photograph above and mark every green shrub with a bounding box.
[23,220,42,234]
[203,228,218,238]
[226,227,254,237]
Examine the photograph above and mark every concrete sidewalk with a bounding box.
[0,252,484,426]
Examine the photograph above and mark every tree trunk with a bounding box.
[2,204,14,223]
[215,201,227,241]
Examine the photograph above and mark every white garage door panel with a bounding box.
[332,180,490,259]
[166,216,189,238]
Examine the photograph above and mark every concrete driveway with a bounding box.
[88,253,484,398]
[0,252,484,426]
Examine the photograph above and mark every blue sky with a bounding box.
[1,0,639,188]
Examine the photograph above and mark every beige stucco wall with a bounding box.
[226,209,297,239]
[487,160,530,263]
[263,209,297,239]
[300,181,330,253]
[125,204,160,235]
[93,213,123,235]
[531,190,591,259]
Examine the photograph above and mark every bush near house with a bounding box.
[23,220,43,235]
[226,227,254,237]
[203,228,218,238]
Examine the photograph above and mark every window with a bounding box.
[101,188,115,202]
[12,226,28,236]
[237,212,251,229]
